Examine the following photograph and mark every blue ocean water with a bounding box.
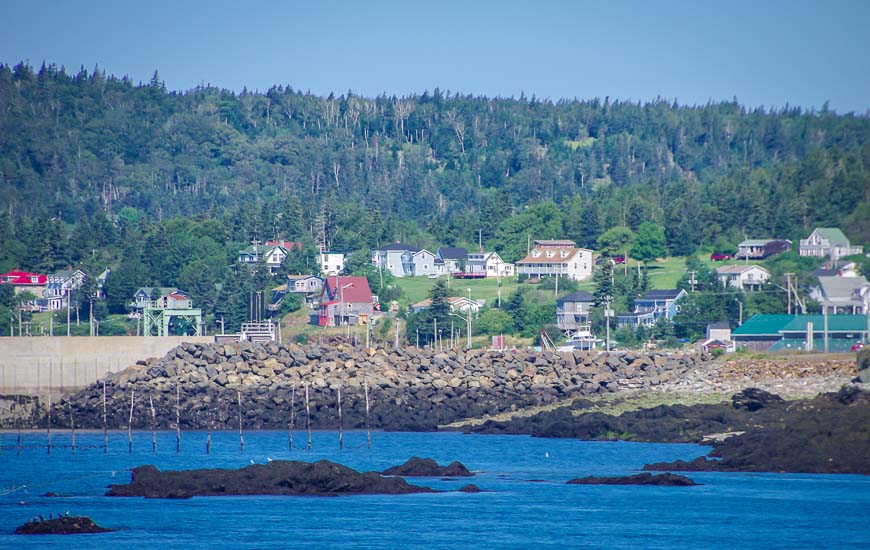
[0,430,868,549]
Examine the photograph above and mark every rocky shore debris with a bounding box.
[857,347,870,383]
[106,460,437,498]
[567,472,698,486]
[464,386,870,474]
[382,457,474,477]
[643,387,870,474]
[23,341,709,432]
[15,516,114,535]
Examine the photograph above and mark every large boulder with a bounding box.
[107,460,436,498]
[382,457,474,477]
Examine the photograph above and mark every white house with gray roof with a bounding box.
[799,228,862,263]
[810,276,870,314]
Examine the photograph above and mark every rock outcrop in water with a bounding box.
[567,472,697,486]
[30,341,706,432]
[106,460,436,498]
[462,386,870,474]
[15,516,114,535]
[383,457,474,477]
[643,388,870,474]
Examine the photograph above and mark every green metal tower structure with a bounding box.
[143,303,203,336]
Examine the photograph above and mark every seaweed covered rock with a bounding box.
[567,472,697,486]
[15,516,114,535]
[107,460,436,499]
[731,388,783,411]
[645,387,870,474]
[382,457,474,477]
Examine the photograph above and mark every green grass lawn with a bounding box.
[393,275,519,308]
[617,254,766,290]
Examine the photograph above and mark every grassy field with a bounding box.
[392,275,520,308]
[392,254,732,306]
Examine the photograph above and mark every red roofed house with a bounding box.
[318,275,374,327]
[0,270,49,311]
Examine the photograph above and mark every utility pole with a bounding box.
[467,288,473,349]
[688,271,697,293]
[605,297,612,352]
[785,273,793,315]
[823,302,829,353]
[433,317,437,350]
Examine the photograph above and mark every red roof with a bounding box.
[0,270,47,285]
[322,276,373,304]
[267,240,303,250]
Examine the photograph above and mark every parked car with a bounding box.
[710,252,731,261]
[852,343,865,352]
[612,255,625,264]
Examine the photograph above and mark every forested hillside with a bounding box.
[1,61,869,337]
[2,61,868,258]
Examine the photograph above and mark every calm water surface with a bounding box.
[1,430,868,549]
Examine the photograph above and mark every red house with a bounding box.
[318,275,374,327]
[0,270,49,311]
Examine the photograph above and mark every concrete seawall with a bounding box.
[0,336,214,395]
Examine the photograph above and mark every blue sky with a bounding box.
[2,0,868,113]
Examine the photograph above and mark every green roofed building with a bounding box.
[733,314,868,352]
[799,228,863,263]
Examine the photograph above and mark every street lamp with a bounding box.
[338,281,354,327]
[467,288,472,348]
[450,293,473,350]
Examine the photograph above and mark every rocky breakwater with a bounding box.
[49,342,706,432]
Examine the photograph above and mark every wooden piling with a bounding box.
[337,384,343,450]
[149,396,156,453]
[305,383,311,450]
[128,390,135,454]
[237,391,245,452]
[364,377,371,449]
[175,384,181,452]
[69,402,75,454]
[102,379,107,453]
[289,385,296,451]
[16,394,21,455]
[47,365,52,455]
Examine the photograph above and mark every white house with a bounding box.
[810,276,869,314]
[436,247,467,273]
[239,240,299,274]
[372,242,420,277]
[516,240,593,281]
[410,249,438,277]
[41,269,86,310]
[466,252,515,277]
[715,265,770,291]
[319,252,345,276]
[799,228,862,263]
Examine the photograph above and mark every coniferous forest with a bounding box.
[1,61,868,336]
